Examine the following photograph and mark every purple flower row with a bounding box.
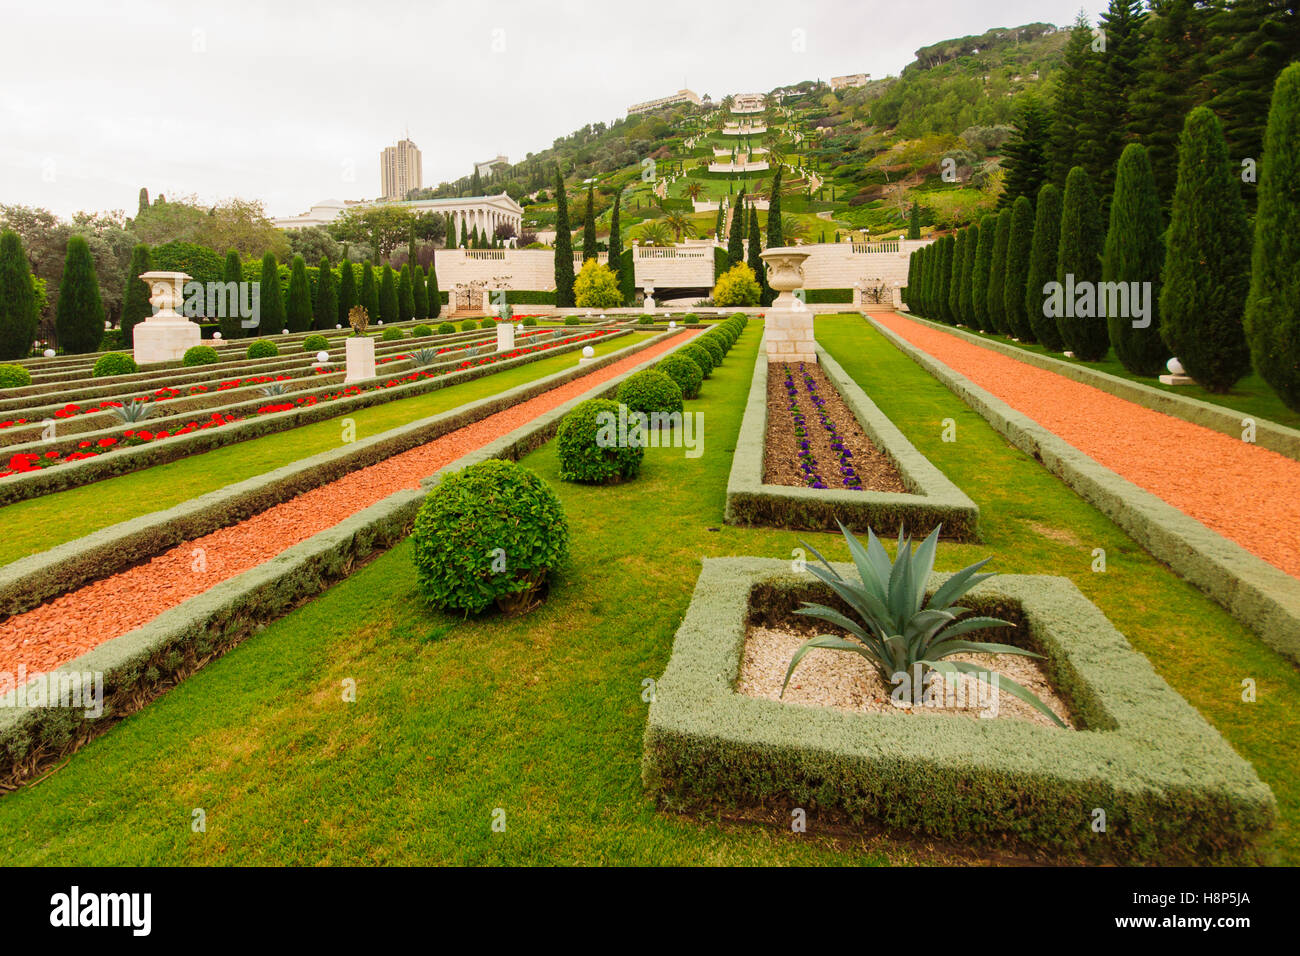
[796,363,862,491]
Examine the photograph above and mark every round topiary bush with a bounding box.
[479,318,495,329]
[412,459,570,616]
[683,313,699,324]
[706,328,733,351]
[557,397,643,484]
[381,327,404,341]
[302,334,329,352]
[460,319,477,332]
[182,345,220,367]
[638,315,654,325]
[617,368,684,417]
[246,340,279,359]
[565,316,581,326]
[656,352,703,399]
[681,343,714,378]
[522,316,538,326]
[0,364,32,389]
[696,335,725,366]
[412,324,433,337]
[92,352,138,377]
[437,322,455,334]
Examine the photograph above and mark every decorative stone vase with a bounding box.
[344,335,376,383]
[133,271,200,365]
[760,247,816,364]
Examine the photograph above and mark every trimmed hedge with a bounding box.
[302,334,329,352]
[556,397,643,483]
[642,558,1275,863]
[246,340,279,359]
[0,364,31,389]
[437,322,455,335]
[616,369,684,417]
[181,345,220,367]
[92,353,138,377]
[681,343,714,378]
[803,288,854,304]
[656,352,703,399]
[504,290,556,305]
[381,328,405,341]
[411,325,433,338]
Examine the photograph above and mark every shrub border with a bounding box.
[871,314,1300,664]
[724,340,980,539]
[641,557,1275,863]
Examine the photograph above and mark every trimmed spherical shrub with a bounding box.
[479,318,495,329]
[437,322,455,334]
[617,368,684,418]
[92,352,138,377]
[565,316,581,326]
[710,326,736,349]
[681,343,714,378]
[412,324,432,337]
[381,327,404,341]
[638,315,654,325]
[0,364,31,389]
[302,334,329,352]
[522,316,538,326]
[656,352,703,399]
[412,459,569,616]
[460,319,477,331]
[246,340,279,359]
[696,335,725,366]
[182,345,220,367]
[683,313,699,324]
[557,397,643,484]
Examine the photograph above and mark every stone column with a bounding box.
[760,247,815,364]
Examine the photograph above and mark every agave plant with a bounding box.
[783,522,1066,727]
[410,348,440,367]
[259,382,290,397]
[109,398,155,424]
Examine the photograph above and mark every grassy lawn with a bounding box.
[0,332,654,566]
[2,316,1292,865]
[911,315,1300,431]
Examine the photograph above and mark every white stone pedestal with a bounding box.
[760,248,816,364]
[132,271,201,365]
[344,335,376,383]
[1159,373,1194,386]
[496,323,515,352]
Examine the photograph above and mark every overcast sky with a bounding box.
[1,0,1101,220]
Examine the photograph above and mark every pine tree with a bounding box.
[1103,144,1167,374]
[258,252,285,334]
[398,264,415,322]
[220,249,243,338]
[999,98,1051,209]
[947,229,967,323]
[360,260,379,322]
[54,235,104,353]
[0,230,38,360]
[337,257,356,326]
[727,190,747,267]
[1026,183,1065,350]
[907,202,921,240]
[137,187,149,217]
[427,254,442,318]
[1078,0,1148,202]
[957,222,979,323]
[1160,107,1253,391]
[1003,197,1036,341]
[379,265,399,325]
[767,168,784,249]
[1048,13,1102,187]
[120,243,152,347]
[583,184,597,261]
[314,257,337,332]
[286,255,313,332]
[553,171,575,307]
[1244,63,1300,410]
[986,209,1013,334]
[412,264,429,319]
[971,214,997,330]
[747,205,770,305]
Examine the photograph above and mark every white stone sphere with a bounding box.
[317,351,329,364]
[44,349,55,358]
[669,321,677,329]
[213,331,222,340]
[1167,357,1185,375]
[336,324,342,329]
[282,328,289,335]
[582,346,595,358]
[377,320,383,325]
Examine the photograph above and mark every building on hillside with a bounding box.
[830,73,871,91]
[730,92,765,113]
[274,193,525,242]
[273,198,362,230]
[380,138,422,200]
[627,89,701,115]
[475,154,508,178]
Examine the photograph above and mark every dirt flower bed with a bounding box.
[764,361,907,493]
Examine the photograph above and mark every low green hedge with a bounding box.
[803,288,854,304]
[504,290,557,305]
[0,365,31,389]
[642,558,1276,863]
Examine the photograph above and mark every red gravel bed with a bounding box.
[875,312,1300,579]
[0,333,694,676]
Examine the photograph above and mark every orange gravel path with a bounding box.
[874,312,1300,579]
[1,332,694,675]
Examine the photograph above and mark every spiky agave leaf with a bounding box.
[110,398,155,423]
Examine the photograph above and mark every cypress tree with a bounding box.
[258,252,284,335]
[1244,63,1300,411]
[715,203,725,239]
[583,184,597,261]
[412,264,429,319]
[971,214,997,331]
[136,187,150,218]
[446,215,458,248]
[767,168,784,249]
[747,205,770,305]
[986,209,1013,334]
[337,257,356,326]
[314,256,337,332]
[1056,166,1107,359]
[286,255,313,332]
[1026,183,1065,350]
[1160,108,1252,392]
[220,249,243,339]
[905,249,918,312]
[935,235,955,326]
[1003,197,1036,341]
[379,265,398,325]
[923,242,938,318]
[916,244,930,317]
[459,220,469,249]
[360,260,379,322]
[1103,144,1168,375]
[999,98,1050,210]
[54,235,104,353]
[607,187,623,274]
[427,254,442,318]
[398,264,415,322]
[728,190,747,267]
[120,243,152,347]
[907,202,921,240]
[957,223,979,324]
[947,229,967,324]
[0,230,38,360]
[554,171,575,307]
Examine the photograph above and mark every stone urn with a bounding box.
[133,271,200,365]
[760,247,816,364]
[760,248,811,309]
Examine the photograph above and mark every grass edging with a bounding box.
[641,557,1275,863]
[723,338,980,539]
[870,314,1300,665]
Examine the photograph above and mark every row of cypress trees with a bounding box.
[0,231,106,356]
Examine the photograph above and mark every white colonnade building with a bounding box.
[276,193,525,242]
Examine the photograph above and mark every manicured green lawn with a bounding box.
[0,333,654,566]
[2,317,1292,865]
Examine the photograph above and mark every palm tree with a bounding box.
[635,221,672,246]
[685,182,703,201]
[662,211,696,242]
[780,214,807,243]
